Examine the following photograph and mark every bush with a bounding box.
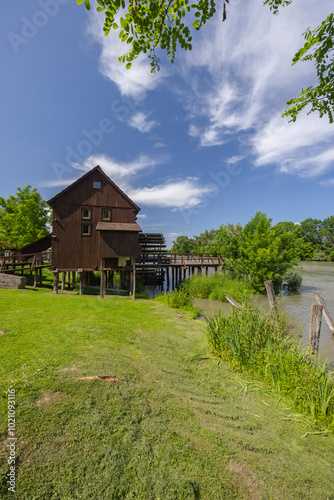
[183,272,252,303]
[283,271,302,291]
[155,288,201,319]
[204,305,334,428]
[328,250,334,262]
[313,250,328,261]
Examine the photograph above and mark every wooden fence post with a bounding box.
[264,280,279,318]
[308,303,323,356]
[226,295,242,311]
[314,291,334,335]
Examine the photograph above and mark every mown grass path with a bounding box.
[1,289,334,499]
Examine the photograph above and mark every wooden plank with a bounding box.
[226,295,242,311]
[308,303,323,356]
[314,291,334,335]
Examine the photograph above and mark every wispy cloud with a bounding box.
[128,111,159,133]
[177,0,334,178]
[41,154,213,210]
[86,12,166,100]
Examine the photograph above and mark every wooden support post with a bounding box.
[314,291,334,334]
[100,261,104,299]
[39,268,42,286]
[264,280,278,316]
[61,272,65,290]
[308,303,323,356]
[72,271,76,284]
[34,270,38,288]
[110,271,114,289]
[79,271,83,295]
[53,272,58,294]
[166,267,170,293]
[133,259,136,300]
[206,266,208,276]
[67,271,71,289]
[172,266,175,291]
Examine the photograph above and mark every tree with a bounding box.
[78,0,334,122]
[171,235,195,253]
[215,212,300,293]
[0,186,50,249]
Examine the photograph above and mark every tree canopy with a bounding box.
[0,186,50,250]
[78,0,334,122]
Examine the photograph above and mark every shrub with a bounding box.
[283,271,302,291]
[313,250,328,261]
[183,272,252,303]
[156,288,201,319]
[204,305,334,428]
[328,250,334,262]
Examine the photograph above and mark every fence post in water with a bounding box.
[264,280,279,318]
[314,291,334,335]
[226,295,242,311]
[308,303,323,356]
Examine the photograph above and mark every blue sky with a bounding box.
[1,0,334,247]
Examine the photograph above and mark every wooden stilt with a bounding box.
[172,266,175,291]
[39,268,42,286]
[133,259,136,300]
[53,272,59,294]
[61,272,65,290]
[100,261,104,298]
[264,280,278,317]
[79,271,83,295]
[34,270,38,288]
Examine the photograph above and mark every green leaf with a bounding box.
[84,0,90,10]
[126,63,132,70]
[113,23,118,29]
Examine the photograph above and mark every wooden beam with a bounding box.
[226,295,242,311]
[308,303,323,356]
[314,291,334,335]
[100,260,104,299]
[79,272,83,295]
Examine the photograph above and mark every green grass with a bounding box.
[204,305,334,429]
[155,288,201,319]
[183,273,253,303]
[1,285,334,498]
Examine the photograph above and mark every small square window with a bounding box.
[82,207,91,219]
[102,209,110,220]
[93,181,101,189]
[82,224,91,236]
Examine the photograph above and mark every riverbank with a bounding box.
[1,288,334,498]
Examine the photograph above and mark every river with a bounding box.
[193,262,334,367]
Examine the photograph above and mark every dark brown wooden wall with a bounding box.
[51,169,140,270]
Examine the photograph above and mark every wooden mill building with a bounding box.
[47,166,142,296]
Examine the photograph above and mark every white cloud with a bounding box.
[177,0,334,177]
[128,111,159,133]
[252,113,334,177]
[129,178,214,209]
[42,154,212,210]
[225,156,245,165]
[86,12,166,100]
[320,178,334,187]
[137,213,147,219]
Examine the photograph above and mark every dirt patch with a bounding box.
[0,330,5,335]
[228,460,260,499]
[36,391,64,408]
[59,365,78,373]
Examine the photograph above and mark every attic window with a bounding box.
[93,181,101,189]
[102,209,111,220]
[82,207,91,219]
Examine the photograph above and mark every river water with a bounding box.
[193,262,334,367]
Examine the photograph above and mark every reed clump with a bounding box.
[205,305,334,429]
[183,273,252,303]
[156,288,201,318]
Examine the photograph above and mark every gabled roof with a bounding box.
[47,166,140,213]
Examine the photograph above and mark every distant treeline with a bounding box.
[171,215,334,262]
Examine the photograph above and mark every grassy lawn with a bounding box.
[1,284,334,499]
